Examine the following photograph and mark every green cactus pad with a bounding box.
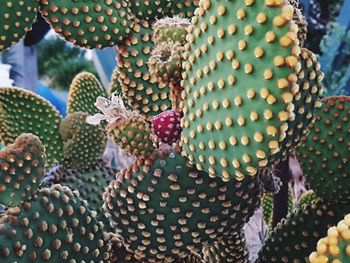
[103,151,262,261]
[39,0,134,49]
[309,213,350,263]
[180,0,322,180]
[129,0,172,21]
[109,114,155,159]
[0,184,110,262]
[117,21,172,118]
[0,134,45,207]
[168,0,200,19]
[60,112,107,170]
[0,87,63,166]
[67,72,108,115]
[298,190,319,208]
[108,68,132,110]
[48,161,117,225]
[257,200,350,263]
[262,192,274,226]
[202,231,249,262]
[0,1,39,52]
[298,96,350,204]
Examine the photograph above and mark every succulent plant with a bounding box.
[309,213,350,262]
[38,0,134,49]
[258,200,350,262]
[0,0,39,51]
[0,184,111,262]
[67,72,108,115]
[60,112,107,170]
[0,134,45,207]
[180,0,323,180]
[298,190,319,208]
[116,21,172,118]
[0,87,63,166]
[202,231,248,263]
[297,96,350,204]
[152,109,182,144]
[103,150,262,261]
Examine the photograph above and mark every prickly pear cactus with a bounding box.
[152,110,182,144]
[180,0,322,180]
[0,185,111,262]
[117,21,172,118]
[202,231,249,263]
[60,112,107,170]
[67,72,108,114]
[0,87,63,166]
[309,213,350,262]
[129,0,172,21]
[0,1,39,51]
[39,0,134,49]
[298,96,350,204]
[257,200,350,262]
[0,134,45,207]
[298,190,319,208]
[103,151,262,261]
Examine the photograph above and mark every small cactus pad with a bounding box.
[60,112,107,170]
[47,161,117,225]
[103,151,262,261]
[0,185,110,262]
[39,0,133,49]
[202,231,249,263]
[180,0,322,180]
[87,95,155,159]
[117,21,172,118]
[67,72,108,114]
[152,110,182,144]
[257,200,350,262]
[0,1,39,52]
[0,134,45,207]
[108,67,133,110]
[298,190,319,208]
[152,16,192,45]
[309,213,350,263]
[262,192,274,226]
[0,87,63,166]
[298,96,350,204]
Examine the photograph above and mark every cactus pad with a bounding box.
[298,190,319,208]
[39,0,133,49]
[298,96,350,204]
[0,1,39,51]
[180,0,321,180]
[117,21,172,118]
[129,0,171,21]
[0,87,63,166]
[67,72,108,114]
[0,134,45,207]
[202,231,249,263]
[103,151,262,261]
[0,185,110,262]
[60,112,107,170]
[257,200,350,262]
[309,213,350,263]
[152,110,182,144]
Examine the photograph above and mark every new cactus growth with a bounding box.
[0,185,111,262]
[0,1,39,51]
[38,0,134,49]
[103,150,262,261]
[309,213,350,262]
[0,87,63,166]
[87,95,155,158]
[60,112,107,170]
[298,96,350,204]
[180,0,323,180]
[0,134,45,207]
[298,190,319,208]
[67,72,108,114]
[152,109,182,144]
[116,21,172,118]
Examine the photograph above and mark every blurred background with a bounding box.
[0,0,349,114]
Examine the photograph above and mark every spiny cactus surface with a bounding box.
[0,134,45,207]
[0,87,63,166]
[0,1,39,52]
[103,151,262,261]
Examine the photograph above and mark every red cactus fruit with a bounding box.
[152,110,182,144]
